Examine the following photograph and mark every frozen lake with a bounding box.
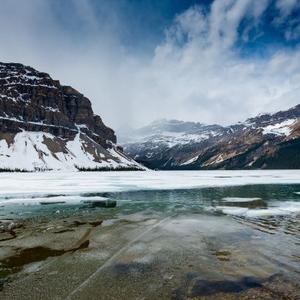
[1,169,300,201]
[0,170,299,299]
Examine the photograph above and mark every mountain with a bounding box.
[121,107,300,170]
[0,62,144,171]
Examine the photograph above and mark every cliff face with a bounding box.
[0,62,143,171]
[0,63,116,147]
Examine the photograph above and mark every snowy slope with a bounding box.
[120,119,224,146]
[0,131,144,171]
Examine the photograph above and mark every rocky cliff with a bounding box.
[0,62,143,171]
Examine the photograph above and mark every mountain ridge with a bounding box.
[121,104,300,170]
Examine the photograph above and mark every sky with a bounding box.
[0,0,300,132]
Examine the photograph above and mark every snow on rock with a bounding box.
[262,119,296,136]
[126,130,222,149]
[180,155,199,166]
[0,131,144,171]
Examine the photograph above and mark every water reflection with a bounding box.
[0,184,299,299]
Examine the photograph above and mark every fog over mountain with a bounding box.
[0,0,299,131]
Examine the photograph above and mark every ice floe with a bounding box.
[213,201,300,217]
[221,197,262,202]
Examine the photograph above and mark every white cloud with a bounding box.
[0,0,300,134]
[123,1,300,127]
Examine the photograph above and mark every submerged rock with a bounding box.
[220,197,267,208]
[39,201,66,205]
[82,199,117,208]
[89,221,103,227]
[0,278,9,291]
[72,220,87,227]
[0,221,24,233]
[214,250,231,261]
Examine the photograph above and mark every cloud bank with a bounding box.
[0,0,300,133]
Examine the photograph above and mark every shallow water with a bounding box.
[0,172,299,299]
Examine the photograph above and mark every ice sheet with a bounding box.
[0,170,300,200]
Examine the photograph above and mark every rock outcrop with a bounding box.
[0,62,143,171]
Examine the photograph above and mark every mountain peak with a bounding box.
[0,62,143,171]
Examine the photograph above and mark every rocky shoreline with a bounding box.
[0,209,106,291]
[0,205,299,299]
[0,182,300,299]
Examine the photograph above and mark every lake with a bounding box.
[0,170,299,299]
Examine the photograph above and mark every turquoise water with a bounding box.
[2,183,300,219]
[0,183,299,299]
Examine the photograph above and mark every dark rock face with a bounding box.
[0,62,116,148]
[122,107,300,170]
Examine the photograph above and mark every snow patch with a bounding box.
[180,155,199,166]
[262,119,296,136]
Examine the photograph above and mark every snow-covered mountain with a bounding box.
[119,119,226,145]
[121,107,300,170]
[0,62,144,171]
